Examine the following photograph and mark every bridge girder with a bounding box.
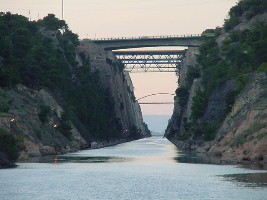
[85,34,203,50]
[114,50,186,73]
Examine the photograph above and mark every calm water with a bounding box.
[0,137,267,200]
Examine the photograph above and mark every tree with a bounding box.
[191,89,207,121]
[0,128,19,161]
[39,14,68,31]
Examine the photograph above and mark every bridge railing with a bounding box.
[86,34,204,42]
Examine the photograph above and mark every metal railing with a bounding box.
[86,34,203,41]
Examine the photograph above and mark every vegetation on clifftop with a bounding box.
[225,0,267,31]
[0,12,122,142]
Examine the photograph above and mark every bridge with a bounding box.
[113,50,185,72]
[137,93,175,105]
[85,34,203,50]
[83,34,213,73]
[138,102,174,104]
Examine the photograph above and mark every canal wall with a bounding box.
[0,39,150,165]
[165,8,267,164]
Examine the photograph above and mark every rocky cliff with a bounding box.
[78,41,150,139]
[0,13,150,168]
[165,47,200,143]
[208,73,267,163]
[0,85,87,161]
[166,2,267,164]
[0,43,149,167]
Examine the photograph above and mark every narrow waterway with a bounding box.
[0,137,267,200]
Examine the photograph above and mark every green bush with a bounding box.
[202,123,217,141]
[225,91,237,113]
[236,74,249,91]
[257,62,267,72]
[175,87,189,108]
[257,132,267,140]
[225,0,267,32]
[185,65,201,87]
[191,89,207,121]
[0,128,19,161]
[38,14,67,31]
[38,105,51,124]
[224,16,239,32]
[0,103,10,113]
[56,112,72,139]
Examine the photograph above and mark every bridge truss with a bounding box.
[137,93,175,105]
[113,50,186,73]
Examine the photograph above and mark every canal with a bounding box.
[0,137,267,200]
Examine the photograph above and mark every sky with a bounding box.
[143,115,171,134]
[1,0,239,115]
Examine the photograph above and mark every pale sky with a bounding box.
[1,0,238,115]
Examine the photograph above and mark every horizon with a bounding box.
[143,115,171,133]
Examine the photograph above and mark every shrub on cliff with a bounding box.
[175,87,189,108]
[38,105,51,124]
[38,14,68,31]
[55,112,72,140]
[0,12,123,141]
[188,3,267,141]
[225,0,267,31]
[185,65,201,88]
[0,128,19,161]
[191,89,207,121]
[0,102,10,113]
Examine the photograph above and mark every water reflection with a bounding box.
[59,155,128,163]
[222,173,267,188]
[6,137,267,200]
[23,155,130,164]
[21,137,267,171]
[175,151,267,170]
[175,151,221,165]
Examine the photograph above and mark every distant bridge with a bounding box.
[138,102,174,104]
[85,34,203,50]
[137,93,175,100]
[137,93,175,105]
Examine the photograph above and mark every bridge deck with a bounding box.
[82,33,215,50]
[87,34,202,42]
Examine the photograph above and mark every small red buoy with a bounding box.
[54,156,58,164]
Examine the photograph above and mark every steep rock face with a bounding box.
[0,85,87,160]
[0,42,149,162]
[78,42,150,138]
[208,73,267,162]
[178,47,199,86]
[165,47,200,142]
[166,9,267,163]
[203,80,236,124]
